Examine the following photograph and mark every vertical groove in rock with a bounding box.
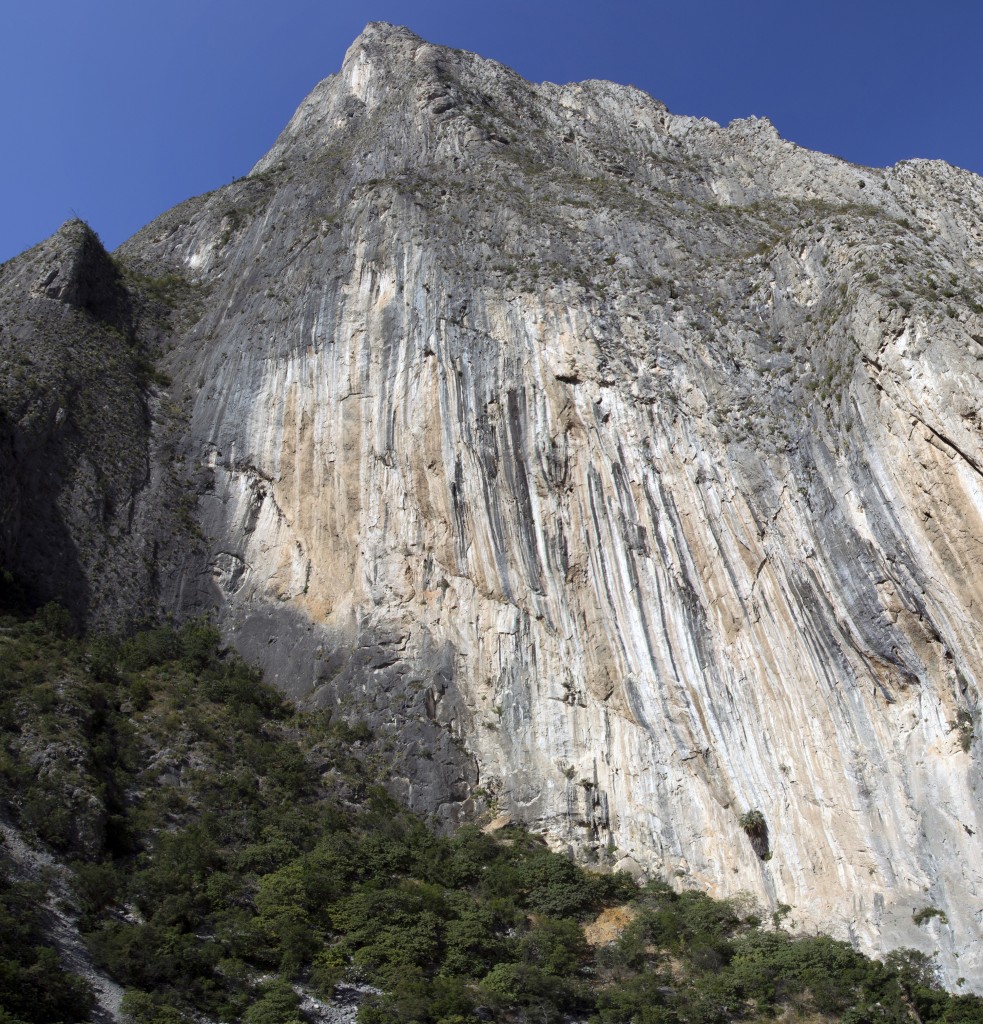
[6,21,980,987]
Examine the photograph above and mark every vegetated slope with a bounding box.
[108,23,983,983]
[1,606,982,1024]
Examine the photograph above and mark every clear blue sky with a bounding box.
[2,0,981,264]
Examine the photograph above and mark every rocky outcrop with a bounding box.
[0,221,201,629]
[6,23,983,987]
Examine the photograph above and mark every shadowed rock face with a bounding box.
[0,220,193,628]
[6,22,983,986]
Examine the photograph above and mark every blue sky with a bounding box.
[2,0,981,264]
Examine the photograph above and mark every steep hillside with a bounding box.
[2,608,981,1024]
[3,22,983,985]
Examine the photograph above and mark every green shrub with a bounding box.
[738,809,770,859]
[37,601,75,638]
[242,980,304,1024]
[0,868,94,1024]
[120,989,189,1024]
[913,906,948,926]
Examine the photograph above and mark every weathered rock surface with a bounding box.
[0,220,200,628]
[5,22,983,987]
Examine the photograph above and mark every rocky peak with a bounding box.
[6,27,983,989]
[0,218,192,629]
[342,20,424,62]
[25,219,127,325]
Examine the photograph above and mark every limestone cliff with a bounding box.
[7,22,983,987]
[0,220,195,629]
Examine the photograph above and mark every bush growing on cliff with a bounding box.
[739,808,770,859]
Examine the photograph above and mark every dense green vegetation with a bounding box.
[0,605,981,1024]
[0,866,94,1024]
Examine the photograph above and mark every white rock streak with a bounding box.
[121,22,983,987]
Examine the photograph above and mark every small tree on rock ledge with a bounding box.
[739,809,770,860]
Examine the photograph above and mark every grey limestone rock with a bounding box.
[0,220,195,629]
[4,22,983,987]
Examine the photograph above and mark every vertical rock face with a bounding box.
[0,220,192,629]
[20,23,983,984]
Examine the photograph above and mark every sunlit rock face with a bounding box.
[116,23,983,986]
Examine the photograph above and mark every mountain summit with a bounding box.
[3,24,983,986]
